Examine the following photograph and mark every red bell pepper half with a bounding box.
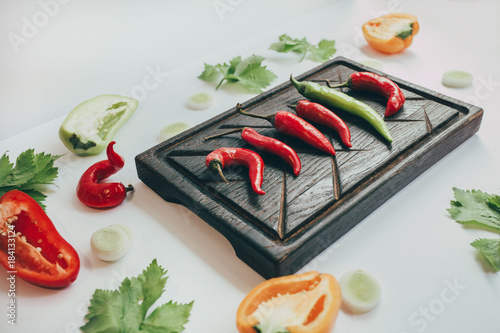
[0,190,80,288]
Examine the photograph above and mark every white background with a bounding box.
[1,0,500,332]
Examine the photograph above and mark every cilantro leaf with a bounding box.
[197,62,230,83]
[141,301,193,332]
[1,149,38,187]
[0,153,13,184]
[471,238,500,271]
[309,39,337,63]
[198,55,276,93]
[0,149,60,209]
[135,259,169,319]
[269,34,309,54]
[269,34,336,63]
[447,187,500,232]
[81,289,123,333]
[81,259,193,333]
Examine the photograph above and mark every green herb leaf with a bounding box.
[447,187,500,232]
[269,34,336,63]
[81,289,123,333]
[1,149,38,187]
[198,55,276,93]
[0,149,60,209]
[135,259,169,319]
[141,301,194,332]
[309,39,337,63]
[471,238,500,271]
[81,259,193,333]
[198,62,230,83]
[269,34,308,54]
[0,153,13,185]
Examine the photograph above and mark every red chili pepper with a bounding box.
[76,141,133,208]
[205,127,301,176]
[206,148,265,195]
[236,104,336,155]
[0,190,80,288]
[328,72,405,117]
[294,100,352,148]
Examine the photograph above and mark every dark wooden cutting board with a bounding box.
[135,57,483,279]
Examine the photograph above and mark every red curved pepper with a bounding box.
[76,141,133,208]
[294,100,352,148]
[329,72,405,117]
[205,127,301,176]
[237,104,336,156]
[206,148,265,195]
[0,190,80,288]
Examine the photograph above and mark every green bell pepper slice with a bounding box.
[59,95,138,156]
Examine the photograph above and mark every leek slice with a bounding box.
[186,92,213,110]
[90,225,133,261]
[159,122,192,141]
[339,269,381,313]
[442,70,473,88]
[359,58,384,71]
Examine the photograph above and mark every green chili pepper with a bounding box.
[290,75,393,143]
[59,95,139,156]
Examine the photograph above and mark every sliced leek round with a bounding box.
[359,58,384,71]
[159,122,191,141]
[91,224,133,262]
[186,92,213,110]
[339,269,381,313]
[442,70,473,88]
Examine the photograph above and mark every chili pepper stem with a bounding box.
[125,184,134,192]
[208,160,228,183]
[215,164,228,183]
[204,128,245,140]
[236,103,272,121]
[326,80,349,89]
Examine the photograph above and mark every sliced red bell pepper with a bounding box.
[0,190,80,288]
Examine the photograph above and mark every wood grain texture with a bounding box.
[135,57,483,279]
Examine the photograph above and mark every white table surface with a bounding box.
[1,0,500,332]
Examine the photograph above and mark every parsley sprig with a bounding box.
[269,34,336,63]
[0,149,61,209]
[198,55,277,93]
[81,259,193,332]
[448,187,500,271]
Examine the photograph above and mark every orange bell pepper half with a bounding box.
[362,13,419,54]
[236,271,341,333]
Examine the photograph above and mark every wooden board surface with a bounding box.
[135,57,483,279]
